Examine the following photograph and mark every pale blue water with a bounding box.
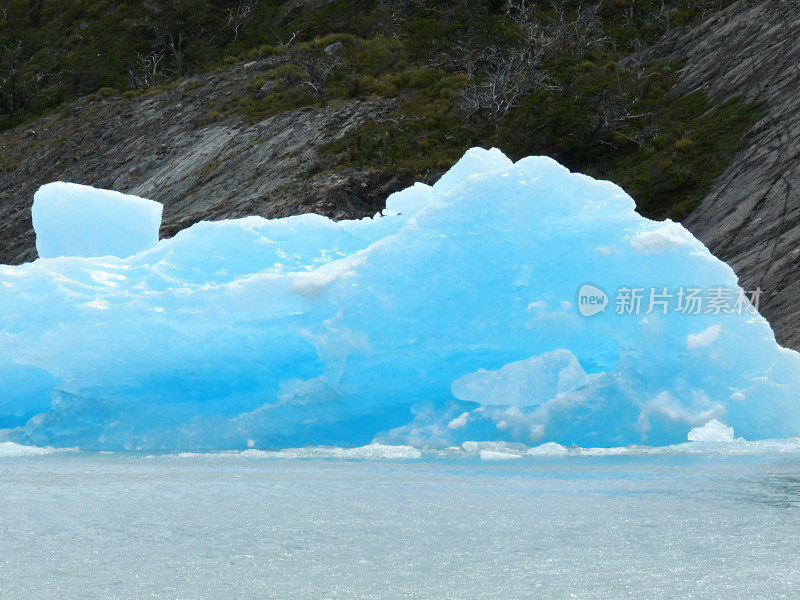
[2,451,800,599]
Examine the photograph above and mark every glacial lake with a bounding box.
[2,448,800,599]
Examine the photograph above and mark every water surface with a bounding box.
[2,450,799,599]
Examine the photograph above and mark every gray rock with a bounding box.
[324,42,344,57]
[257,81,278,99]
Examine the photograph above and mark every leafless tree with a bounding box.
[460,0,613,127]
[459,1,558,126]
[647,0,677,35]
[461,45,550,124]
[591,64,659,148]
[375,0,411,37]
[279,30,301,48]
[507,0,608,59]
[164,30,187,75]
[0,39,25,112]
[291,50,341,96]
[126,50,166,88]
[227,0,258,42]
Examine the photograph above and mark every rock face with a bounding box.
[0,59,411,265]
[642,0,800,349]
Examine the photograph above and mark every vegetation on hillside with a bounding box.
[1,0,760,220]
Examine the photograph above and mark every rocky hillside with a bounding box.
[0,61,407,264]
[640,0,800,349]
[2,0,798,347]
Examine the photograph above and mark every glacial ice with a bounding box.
[480,449,523,461]
[687,419,736,443]
[0,441,60,457]
[2,147,800,450]
[32,182,162,259]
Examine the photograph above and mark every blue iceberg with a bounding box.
[1,148,799,450]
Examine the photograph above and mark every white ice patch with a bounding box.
[451,350,594,407]
[630,221,693,256]
[688,419,736,443]
[383,182,434,217]
[32,182,162,259]
[480,450,522,461]
[687,324,722,350]
[527,442,569,456]
[175,443,422,460]
[0,442,60,458]
[139,437,800,460]
[447,412,470,430]
[270,443,423,460]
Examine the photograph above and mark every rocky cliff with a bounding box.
[641,0,800,349]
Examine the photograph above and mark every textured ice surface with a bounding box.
[2,147,800,450]
[32,182,162,258]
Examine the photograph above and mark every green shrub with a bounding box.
[675,137,694,152]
